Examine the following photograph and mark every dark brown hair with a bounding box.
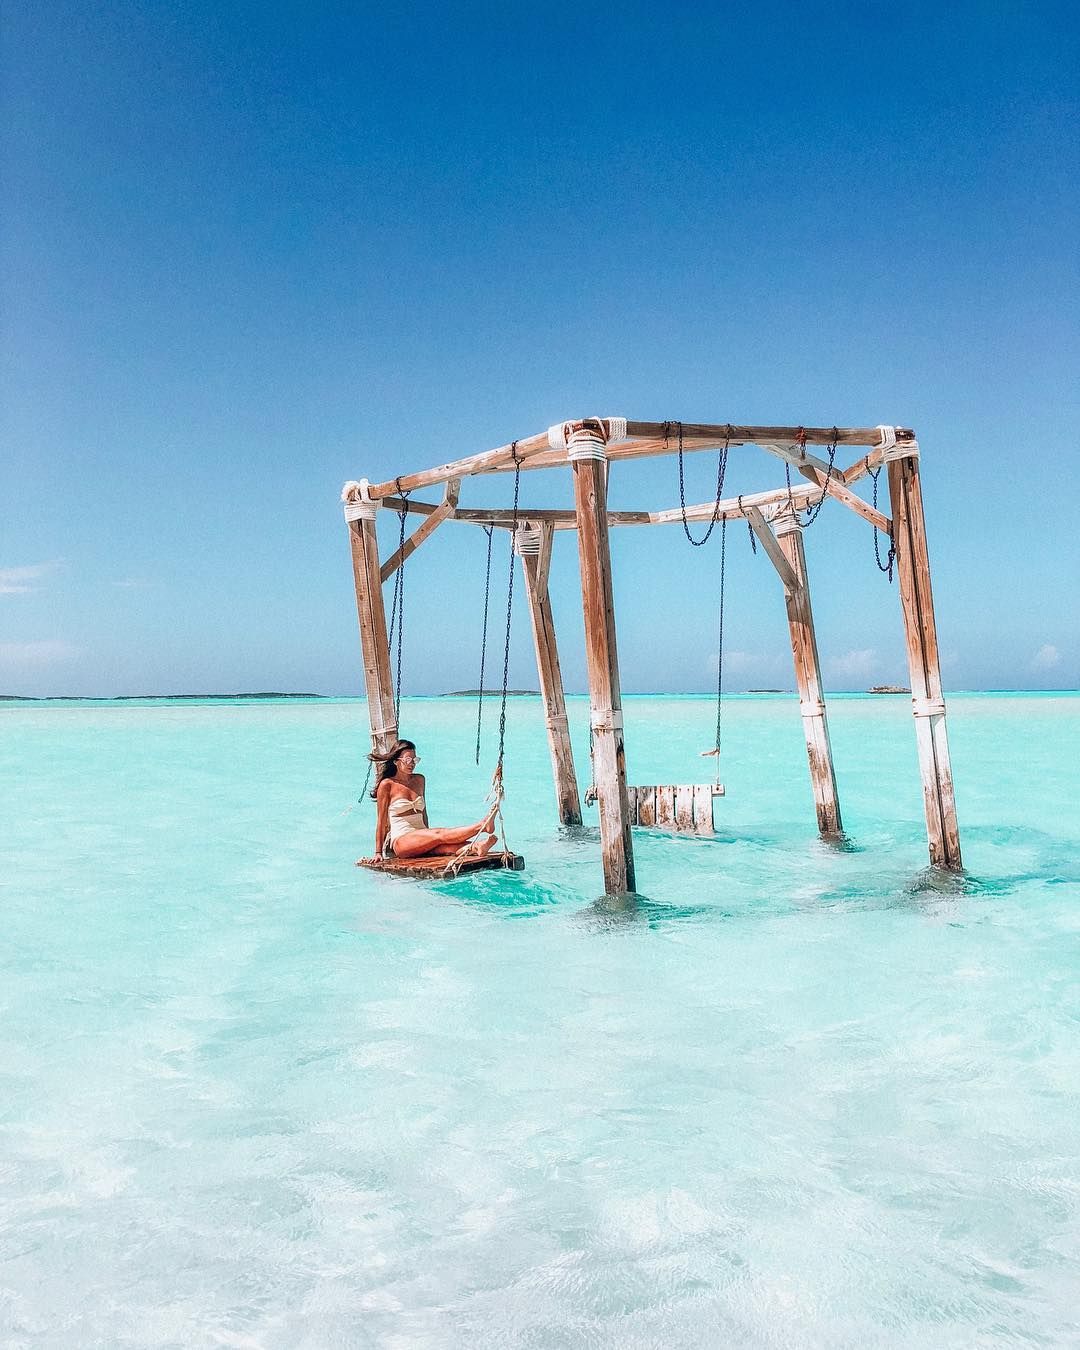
[368,739,416,799]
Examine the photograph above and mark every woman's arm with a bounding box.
[416,774,428,826]
[374,780,391,857]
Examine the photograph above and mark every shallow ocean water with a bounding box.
[2,692,1079,1348]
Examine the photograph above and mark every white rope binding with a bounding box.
[513,524,543,556]
[877,426,920,463]
[342,478,379,521]
[547,417,626,452]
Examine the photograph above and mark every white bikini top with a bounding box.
[388,795,425,821]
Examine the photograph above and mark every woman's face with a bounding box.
[398,746,419,773]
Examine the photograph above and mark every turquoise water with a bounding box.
[2,693,1079,1347]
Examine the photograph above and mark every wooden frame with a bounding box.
[343,419,961,890]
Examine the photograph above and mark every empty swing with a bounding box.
[586,424,729,837]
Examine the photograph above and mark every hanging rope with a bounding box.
[670,421,731,545]
[474,524,495,763]
[870,466,897,581]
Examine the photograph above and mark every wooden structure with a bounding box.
[357,851,525,880]
[343,419,962,894]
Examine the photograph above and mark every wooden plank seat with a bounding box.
[588,785,724,836]
[356,850,524,880]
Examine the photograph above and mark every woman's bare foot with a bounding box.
[464,832,496,859]
[479,805,498,834]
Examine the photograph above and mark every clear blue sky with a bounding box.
[3,0,1077,696]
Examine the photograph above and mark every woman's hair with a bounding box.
[369,739,416,799]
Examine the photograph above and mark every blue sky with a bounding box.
[3,0,1078,695]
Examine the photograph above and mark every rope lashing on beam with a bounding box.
[513,524,543,556]
[548,417,626,455]
[912,698,947,718]
[877,426,920,462]
[342,478,379,521]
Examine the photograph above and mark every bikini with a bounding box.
[386,794,426,852]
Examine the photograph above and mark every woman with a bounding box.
[366,739,497,862]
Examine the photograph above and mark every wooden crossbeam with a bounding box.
[366,423,918,496]
[745,507,803,594]
[379,479,460,581]
[797,466,892,534]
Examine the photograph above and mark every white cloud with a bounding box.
[829,648,878,680]
[112,578,150,589]
[1032,644,1061,671]
[0,560,63,595]
[0,640,79,667]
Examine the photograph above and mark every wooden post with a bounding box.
[569,425,635,894]
[771,508,844,837]
[887,451,962,869]
[518,521,582,825]
[343,485,397,757]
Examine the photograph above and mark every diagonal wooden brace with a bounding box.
[379,479,460,582]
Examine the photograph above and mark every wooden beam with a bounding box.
[773,514,843,837]
[571,430,635,894]
[366,430,552,499]
[379,479,460,582]
[624,422,915,448]
[745,507,802,594]
[797,466,892,534]
[346,506,397,758]
[367,423,917,494]
[521,522,582,826]
[888,455,962,870]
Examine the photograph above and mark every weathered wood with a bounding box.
[888,455,962,869]
[745,507,802,594]
[649,482,821,527]
[774,517,843,837]
[379,479,460,581]
[372,423,915,494]
[655,787,677,829]
[521,521,582,826]
[693,784,715,835]
[636,785,657,827]
[356,850,524,878]
[366,431,552,499]
[347,511,398,757]
[573,441,635,894]
[797,466,892,534]
[675,785,695,832]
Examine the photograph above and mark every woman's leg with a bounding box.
[392,813,496,860]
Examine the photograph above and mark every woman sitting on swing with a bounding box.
[367,739,497,862]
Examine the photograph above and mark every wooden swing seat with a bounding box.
[356,851,525,879]
[629,784,724,835]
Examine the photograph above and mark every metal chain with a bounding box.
[870,467,897,581]
[738,494,757,554]
[800,427,839,528]
[713,516,728,780]
[474,525,495,763]
[672,420,731,545]
[390,482,409,717]
[495,446,522,772]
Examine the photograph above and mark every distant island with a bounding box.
[0,692,326,702]
[868,685,911,695]
[444,689,538,697]
[748,688,788,694]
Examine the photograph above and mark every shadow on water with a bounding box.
[574,891,718,930]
